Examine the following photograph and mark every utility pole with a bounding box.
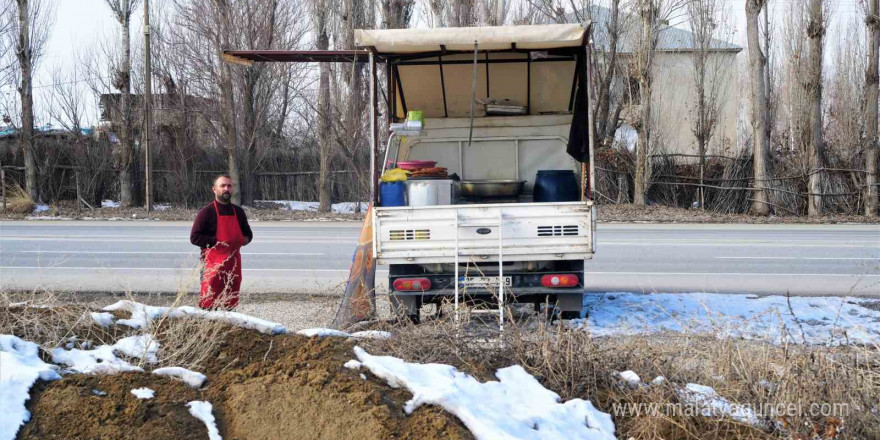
[143,0,153,212]
[764,0,771,99]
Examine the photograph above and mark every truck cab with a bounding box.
[358,24,597,323]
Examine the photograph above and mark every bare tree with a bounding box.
[380,0,415,29]
[806,0,826,215]
[312,0,334,211]
[8,0,51,202]
[686,0,730,209]
[105,0,141,207]
[866,0,879,217]
[632,0,657,205]
[447,0,476,26]
[746,0,770,214]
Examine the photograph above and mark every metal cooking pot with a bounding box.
[459,180,526,198]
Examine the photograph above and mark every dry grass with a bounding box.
[361,304,880,440]
[0,265,236,371]
[3,184,35,214]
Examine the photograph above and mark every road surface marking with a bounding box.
[0,266,356,272]
[599,241,878,248]
[17,251,324,256]
[0,237,354,244]
[584,271,880,277]
[716,257,879,260]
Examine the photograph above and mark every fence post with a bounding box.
[75,170,82,212]
[1,167,6,211]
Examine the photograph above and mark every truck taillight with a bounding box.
[540,274,579,288]
[393,278,432,292]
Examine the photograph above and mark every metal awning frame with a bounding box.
[221,24,594,204]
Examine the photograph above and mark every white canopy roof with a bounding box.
[355,24,587,54]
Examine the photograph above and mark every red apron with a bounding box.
[199,201,245,309]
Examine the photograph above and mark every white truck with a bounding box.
[360,24,597,323]
[225,23,597,323]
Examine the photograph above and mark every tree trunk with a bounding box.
[866,0,879,217]
[119,15,133,207]
[593,0,622,146]
[746,0,771,215]
[216,1,240,205]
[633,0,654,206]
[220,65,240,205]
[316,15,332,212]
[17,0,37,202]
[807,0,825,216]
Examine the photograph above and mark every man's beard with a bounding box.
[218,192,232,202]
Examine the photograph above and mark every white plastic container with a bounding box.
[405,179,457,206]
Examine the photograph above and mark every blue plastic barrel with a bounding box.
[380,181,406,206]
[534,170,579,202]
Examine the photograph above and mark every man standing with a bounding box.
[190,175,253,309]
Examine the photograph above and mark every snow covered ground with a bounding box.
[575,292,880,345]
[152,367,207,388]
[131,387,155,400]
[353,346,616,440]
[0,336,61,440]
[256,200,368,214]
[103,300,287,335]
[296,328,392,339]
[187,401,222,440]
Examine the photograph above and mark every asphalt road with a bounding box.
[1,221,878,297]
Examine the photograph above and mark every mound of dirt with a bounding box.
[20,373,205,440]
[21,328,473,440]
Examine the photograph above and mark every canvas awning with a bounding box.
[355,24,588,54]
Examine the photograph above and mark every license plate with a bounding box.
[459,276,512,287]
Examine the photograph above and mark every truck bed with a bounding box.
[373,201,595,265]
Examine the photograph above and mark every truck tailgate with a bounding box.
[373,201,594,265]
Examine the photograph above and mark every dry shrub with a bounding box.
[137,266,236,370]
[4,184,35,214]
[362,304,879,440]
[0,289,127,350]
[1,266,235,372]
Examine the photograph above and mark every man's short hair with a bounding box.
[213,174,232,186]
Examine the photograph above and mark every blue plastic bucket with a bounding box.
[534,170,579,202]
[380,181,406,206]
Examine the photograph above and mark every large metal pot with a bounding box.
[459,180,526,198]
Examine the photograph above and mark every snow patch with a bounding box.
[90,312,115,327]
[354,346,616,440]
[343,360,362,370]
[152,367,207,388]
[33,204,50,212]
[296,328,350,337]
[101,200,121,208]
[678,383,769,429]
[351,330,392,339]
[51,344,143,374]
[103,300,287,335]
[0,335,61,440]
[573,292,880,345]
[617,370,641,387]
[256,200,367,214]
[113,335,159,364]
[131,388,155,399]
[187,401,222,440]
